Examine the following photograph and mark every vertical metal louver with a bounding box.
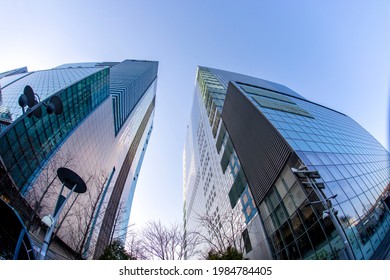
[221,82,292,206]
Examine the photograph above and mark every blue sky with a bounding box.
[1,0,389,227]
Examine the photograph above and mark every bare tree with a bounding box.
[138,220,201,260]
[139,220,169,260]
[43,168,132,260]
[25,151,75,230]
[60,170,108,259]
[195,207,247,258]
[109,201,128,244]
[123,227,147,260]
[183,225,202,259]
[53,174,94,237]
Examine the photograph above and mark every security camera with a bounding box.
[322,210,330,219]
[41,215,53,228]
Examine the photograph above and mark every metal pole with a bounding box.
[13,230,26,260]
[306,176,355,260]
[39,183,77,260]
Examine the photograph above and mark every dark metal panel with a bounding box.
[221,82,292,206]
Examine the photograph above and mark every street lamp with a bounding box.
[38,167,86,260]
[18,85,63,118]
[291,164,355,260]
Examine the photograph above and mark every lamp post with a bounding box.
[291,165,355,260]
[15,85,70,259]
[18,85,63,117]
[38,167,86,260]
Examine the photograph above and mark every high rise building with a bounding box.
[0,60,158,259]
[184,66,390,260]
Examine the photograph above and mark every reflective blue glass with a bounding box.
[0,69,110,191]
[237,82,390,259]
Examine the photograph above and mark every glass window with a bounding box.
[291,212,305,236]
[259,201,270,220]
[305,152,323,165]
[281,167,297,190]
[287,130,300,139]
[10,165,24,187]
[367,172,380,186]
[318,153,333,165]
[271,230,284,252]
[288,140,300,150]
[307,222,327,251]
[320,215,337,241]
[280,221,294,245]
[279,130,290,139]
[375,185,384,199]
[295,151,309,164]
[338,200,359,224]
[320,181,336,200]
[18,156,31,175]
[11,140,23,159]
[327,153,342,164]
[297,233,314,259]
[307,141,323,152]
[267,188,280,210]
[358,164,369,174]
[364,190,377,206]
[275,178,287,199]
[299,205,317,229]
[327,165,344,180]
[337,154,348,164]
[337,165,351,178]
[361,175,374,189]
[345,165,358,177]
[315,166,335,182]
[352,164,363,175]
[15,120,26,138]
[286,242,301,260]
[294,140,311,151]
[350,196,365,217]
[6,128,17,146]
[346,178,363,195]
[290,182,306,207]
[357,194,372,214]
[318,142,331,153]
[338,179,357,199]
[283,194,297,216]
[264,216,276,235]
[297,131,311,141]
[326,144,338,153]
[278,122,292,130]
[274,205,288,226]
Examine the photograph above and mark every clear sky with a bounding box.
[1,0,389,228]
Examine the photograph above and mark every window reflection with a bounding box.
[0,70,109,191]
[291,212,305,236]
[299,204,317,230]
[258,146,389,260]
[283,194,296,216]
[297,233,314,259]
[280,221,294,245]
[271,230,283,252]
[308,222,327,251]
[286,242,301,259]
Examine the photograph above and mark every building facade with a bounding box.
[0,60,158,259]
[184,66,390,260]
